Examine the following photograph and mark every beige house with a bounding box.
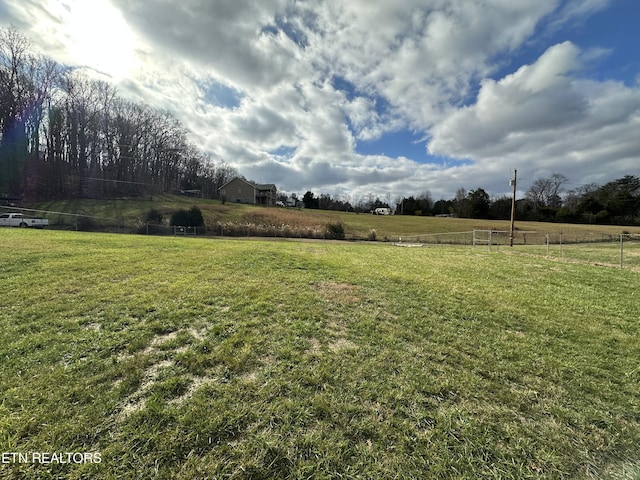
[219,177,277,206]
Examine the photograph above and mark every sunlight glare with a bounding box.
[58,0,139,79]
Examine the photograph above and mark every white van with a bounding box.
[373,208,391,215]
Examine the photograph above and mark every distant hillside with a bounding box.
[16,195,640,243]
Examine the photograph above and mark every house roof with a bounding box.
[219,177,252,190]
[219,177,276,191]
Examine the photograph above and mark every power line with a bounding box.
[0,205,109,220]
[66,175,160,187]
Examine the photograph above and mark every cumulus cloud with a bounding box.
[429,42,587,154]
[1,0,638,200]
[111,0,298,89]
[429,40,640,189]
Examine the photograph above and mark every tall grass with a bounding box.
[1,229,639,479]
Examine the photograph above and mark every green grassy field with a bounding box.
[1,229,639,479]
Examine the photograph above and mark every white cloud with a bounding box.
[429,40,640,192]
[2,0,638,201]
[310,0,558,130]
[429,42,587,154]
[546,0,612,31]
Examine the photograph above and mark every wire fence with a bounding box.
[391,231,476,246]
[393,229,640,269]
[510,233,640,269]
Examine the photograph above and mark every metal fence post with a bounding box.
[546,234,550,256]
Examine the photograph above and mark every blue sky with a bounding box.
[501,0,639,85]
[357,130,428,162]
[202,81,243,110]
[2,0,639,201]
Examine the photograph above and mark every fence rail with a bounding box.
[393,231,476,246]
[394,229,640,270]
[513,233,640,269]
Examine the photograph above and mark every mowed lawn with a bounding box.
[1,230,639,479]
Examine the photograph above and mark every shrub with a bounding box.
[367,229,377,241]
[170,206,204,227]
[325,222,345,240]
[187,206,204,227]
[170,209,189,227]
[145,208,163,224]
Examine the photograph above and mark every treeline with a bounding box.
[295,173,640,225]
[0,27,236,200]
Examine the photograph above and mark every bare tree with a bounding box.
[2,28,239,200]
[564,183,598,211]
[1,27,61,195]
[61,73,116,195]
[453,187,469,217]
[526,173,568,209]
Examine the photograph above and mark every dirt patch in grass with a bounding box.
[118,359,174,420]
[307,337,322,355]
[168,375,217,405]
[117,327,213,419]
[186,326,207,341]
[314,281,361,304]
[328,338,357,352]
[143,331,179,353]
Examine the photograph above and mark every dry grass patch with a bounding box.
[118,359,174,420]
[328,338,357,352]
[117,327,214,419]
[314,281,362,303]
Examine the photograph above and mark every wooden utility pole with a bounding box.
[509,169,517,247]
